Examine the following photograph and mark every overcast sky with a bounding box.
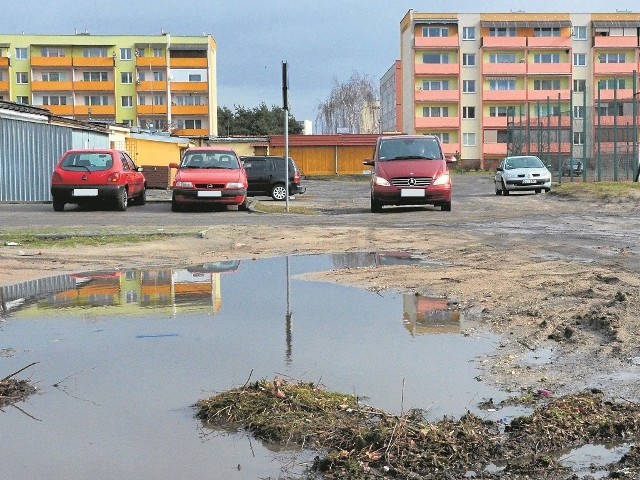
[1,0,638,128]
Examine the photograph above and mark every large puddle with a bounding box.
[1,253,517,479]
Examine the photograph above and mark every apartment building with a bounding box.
[394,11,640,169]
[0,32,217,136]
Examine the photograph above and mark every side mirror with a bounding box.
[363,160,374,166]
[169,162,179,169]
[136,166,144,172]
[496,166,503,172]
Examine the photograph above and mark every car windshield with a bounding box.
[378,138,442,161]
[504,156,545,169]
[181,151,240,169]
[61,152,113,171]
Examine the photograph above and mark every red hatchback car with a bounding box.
[363,135,455,212]
[170,147,248,212]
[50,149,146,211]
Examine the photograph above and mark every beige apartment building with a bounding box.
[384,11,640,169]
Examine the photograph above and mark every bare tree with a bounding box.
[315,72,380,134]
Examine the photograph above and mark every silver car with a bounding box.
[494,155,552,195]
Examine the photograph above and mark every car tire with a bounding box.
[495,183,502,195]
[171,193,182,212]
[271,184,287,201]
[116,188,128,211]
[544,188,551,193]
[52,198,65,212]
[136,187,146,205]
[501,181,509,196]
[371,196,383,213]
[441,201,451,212]
[239,196,249,211]
[535,189,541,194]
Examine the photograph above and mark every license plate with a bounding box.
[401,189,425,197]
[198,190,222,198]
[522,179,536,184]
[73,188,98,197]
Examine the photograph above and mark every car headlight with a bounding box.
[432,172,450,186]
[174,181,194,188]
[226,182,244,189]
[503,171,515,179]
[373,175,391,187]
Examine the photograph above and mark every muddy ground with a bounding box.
[2,175,640,408]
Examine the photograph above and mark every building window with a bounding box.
[180,119,203,129]
[40,47,65,57]
[462,27,475,40]
[463,132,476,146]
[175,95,203,105]
[489,106,516,117]
[432,133,450,144]
[153,95,164,105]
[573,131,584,145]
[421,79,450,90]
[534,79,561,90]
[573,26,587,40]
[422,26,449,37]
[462,53,476,66]
[489,78,516,90]
[573,79,586,92]
[136,48,145,57]
[120,48,132,60]
[533,27,560,37]
[84,95,109,106]
[138,71,146,81]
[422,106,449,117]
[573,53,586,66]
[489,27,516,37]
[533,53,560,64]
[42,95,67,105]
[83,71,108,81]
[16,72,28,84]
[82,47,107,58]
[138,95,146,105]
[16,96,29,104]
[153,71,164,81]
[573,105,585,118]
[462,106,475,119]
[15,47,28,59]
[462,80,475,93]
[153,48,163,58]
[121,72,133,84]
[422,53,449,64]
[598,78,626,90]
[599,53,626,64]
[121,96,133,107]
[489,53,516,63]
[41,72,66,81]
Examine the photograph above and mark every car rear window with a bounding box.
[181,151,240,169]
[61,152,114,171]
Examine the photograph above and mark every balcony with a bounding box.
[170,57,208,68]
[414,116,460,129]
[414,36,459,49]
[482,62,526,76]
[171,105,208,115]
[482,143,508,155]
[73,57,114,67]
[593,62,640,75]
[74,105,116,115]
[593,36,639,48]
[0,80,9,92]
[137,80,167,91]
[482,90,528,102]
[0,57,9,67]
[41,105,74,115]
[172,128,209,136]
[481,36,527,48]
[170,81,208,92]
[596,88,635,100]
[31,80,74,91]
[415,89,459,102]
[137,105,168,115]
[528,89,570,101]
[483,116,509,128]
[527,36,572,48]
[73,80,115,91]
[527,62,572,75]
[415,63,459,76]
[136,57,166,67]
[30,56,73,67]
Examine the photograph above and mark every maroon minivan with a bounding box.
[363,135,455,212]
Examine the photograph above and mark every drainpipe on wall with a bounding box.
[166,33,172,130]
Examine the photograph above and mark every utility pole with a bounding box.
[282,61,290,212]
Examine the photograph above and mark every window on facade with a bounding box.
[463,53,476,66]
[422,26,449,37]
[534,79,561,90]
[422,106,449,117]
[489,106,516,117]
[573,131,584,145]
[181,119,203,129]
[15,48,27,59]
[573,79,586,92]
[422,53,449,64]
[432,133,450,144]
[84,95,109,106]
[121,72,132,84]
[573,26,587,40]
[41,72,66,81]
[598,78,626,90]
[533,53,560,63]
[153,95,164,105]
[462,106,475,119]
[463,132,476,146]
[83,71,108,81]
[175,95,203,105]
[573,105,585,118]
[137,71,146,81]
[16,72,28,84]
[462,27,475,40]
[120,48,132,60]
[421,80,450,90]
[533,27,560,37]
[489,53,516,63]
[462,80,475,93]
[599,53,626,63]
[42,95,68,105]
[16,96,29,104]
[573,53,586,66]
[489,27,516,37]
[136,48,145,58]
[82,47,107,58]
[188,73,203,82]
[138,95,146,105]
[538,105,561,116]
[597,102,624,116]
[153,48,163,58]
[489,78,516,90]
[40,47,65,57]
[121,96,133,107]
[153,71,164,81]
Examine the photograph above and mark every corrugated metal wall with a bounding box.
[270,145,376,175]
[0,117,72,202]
[72,130,110,150]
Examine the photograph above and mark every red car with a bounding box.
[170,147,248,212]
[50,149,146,211]
[363,135,455,212]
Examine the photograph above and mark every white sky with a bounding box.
[1,0,637,126]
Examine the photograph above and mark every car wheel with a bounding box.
[271,184,287,201]
[441,201,451,212]
[495,182,502,195]
[171,193,182,212]
[535,189,541,194]
[544,188,551,193]
[239,196,249,211]
[136,187,146,205]
[52,198,65,212]
[371,195,383,213]
[501,181,509,196]
[116,188,128,211]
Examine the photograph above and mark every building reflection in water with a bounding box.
[403,293,460,336]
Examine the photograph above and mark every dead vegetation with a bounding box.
[197,379,640,479]
[0,363,37,409]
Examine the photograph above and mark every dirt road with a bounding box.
[2,175,640,403]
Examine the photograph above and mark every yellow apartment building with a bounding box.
[0,32,217,136]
